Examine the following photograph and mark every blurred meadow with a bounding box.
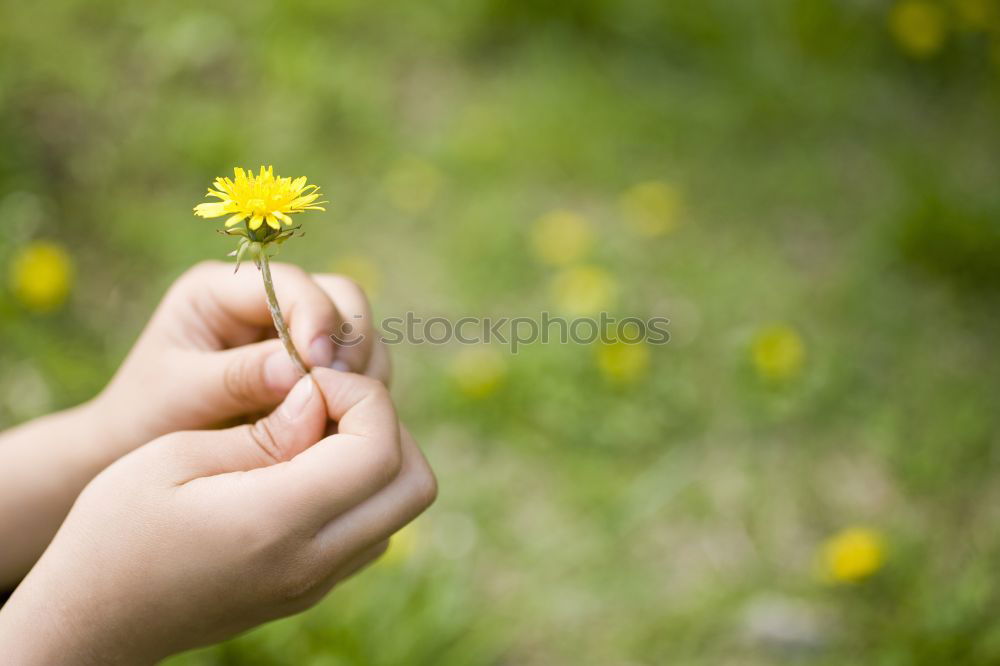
[2,0,1000,663]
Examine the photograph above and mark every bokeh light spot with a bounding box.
[751,324,806,383]
[889,0,949,58]
[530,209,593,266]
[450,346,508,398]
[619,181,681,237]
[9,241,73,313]
[549,265,617,316]
[384,156,443,214]
[596,341,650,385]
[819,527,886,584]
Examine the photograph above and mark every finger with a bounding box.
[186,339,301,419]
[316,539,391,599]
[165,373,327,482]
[237,368,402,526]
[331,538,390,585]
[162,261,342,368]
[365,340,392,386]
[311,274,376,374]
[311,426,436,564]
[282,539,390,613]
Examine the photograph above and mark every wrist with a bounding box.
[74,393,134,473]
[0,400,124,589]
[0,557,156,665]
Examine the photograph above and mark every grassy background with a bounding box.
[2,0,1000,663]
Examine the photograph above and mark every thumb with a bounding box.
[196,339,305,419]
[167,374,328,481]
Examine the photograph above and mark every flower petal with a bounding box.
[213,179,235,196]
[248,214,264,230]
[265,214,281,230]
[291,193,320,208]
[224,213,248,227]
[194,202,229,218]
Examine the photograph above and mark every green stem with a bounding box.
[259,252,309,376]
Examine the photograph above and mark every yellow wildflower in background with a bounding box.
[597,341,651,385]
[193,165,325,231]
[550,265,617,316]
[751,324,806,383]
[889,0,949,58]
[819,527,886,583]
[9,241,73,312]
[381,522,419,567]
[450,346,507,398]
[332,254,382,299]
[384,156,443,214]
[531,209,593,266]
[953,0,997,30]
[619,181,681,237]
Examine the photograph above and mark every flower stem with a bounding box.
[258,252,309,376]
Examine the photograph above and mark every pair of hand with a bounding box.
[0,262,436,664]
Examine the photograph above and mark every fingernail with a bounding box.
[331,360,351,372]
[281,375,314,419]
[309,335,335,368]
[264,351,299,392]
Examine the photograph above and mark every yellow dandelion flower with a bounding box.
[550,265,617,316]
[531,209,593,266]
[819,527,886,584]
[450,346,507,398]
[597,341,651,385]
[194,166,327,375]
[619,181,682,237]
[193,165,325,232]
[384,156,443,214]
[9,241,73,312]
[889,0,948,58]
[751,324,806,383]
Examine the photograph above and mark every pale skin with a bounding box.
[0,262,434,662]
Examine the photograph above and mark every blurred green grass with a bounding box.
[2,0,1000,663]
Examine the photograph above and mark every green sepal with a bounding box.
[232,239,251,273]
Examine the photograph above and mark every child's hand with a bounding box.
[94,260,389,461]
[0,368,435,665]
[0,260,387,587]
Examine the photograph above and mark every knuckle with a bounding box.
[327,274,365,296]
[371,382,391,404]
[181,260,224,287]
[411,464,439,509]
[273,555,323,604]
[245,419,285,465]
[372,540,391,559]
[365,439,403,488]
[164,261,223,305]
[362,377,391,403]
[342,277,370,304]
[320,274,373,312]
[339,372,388,404]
